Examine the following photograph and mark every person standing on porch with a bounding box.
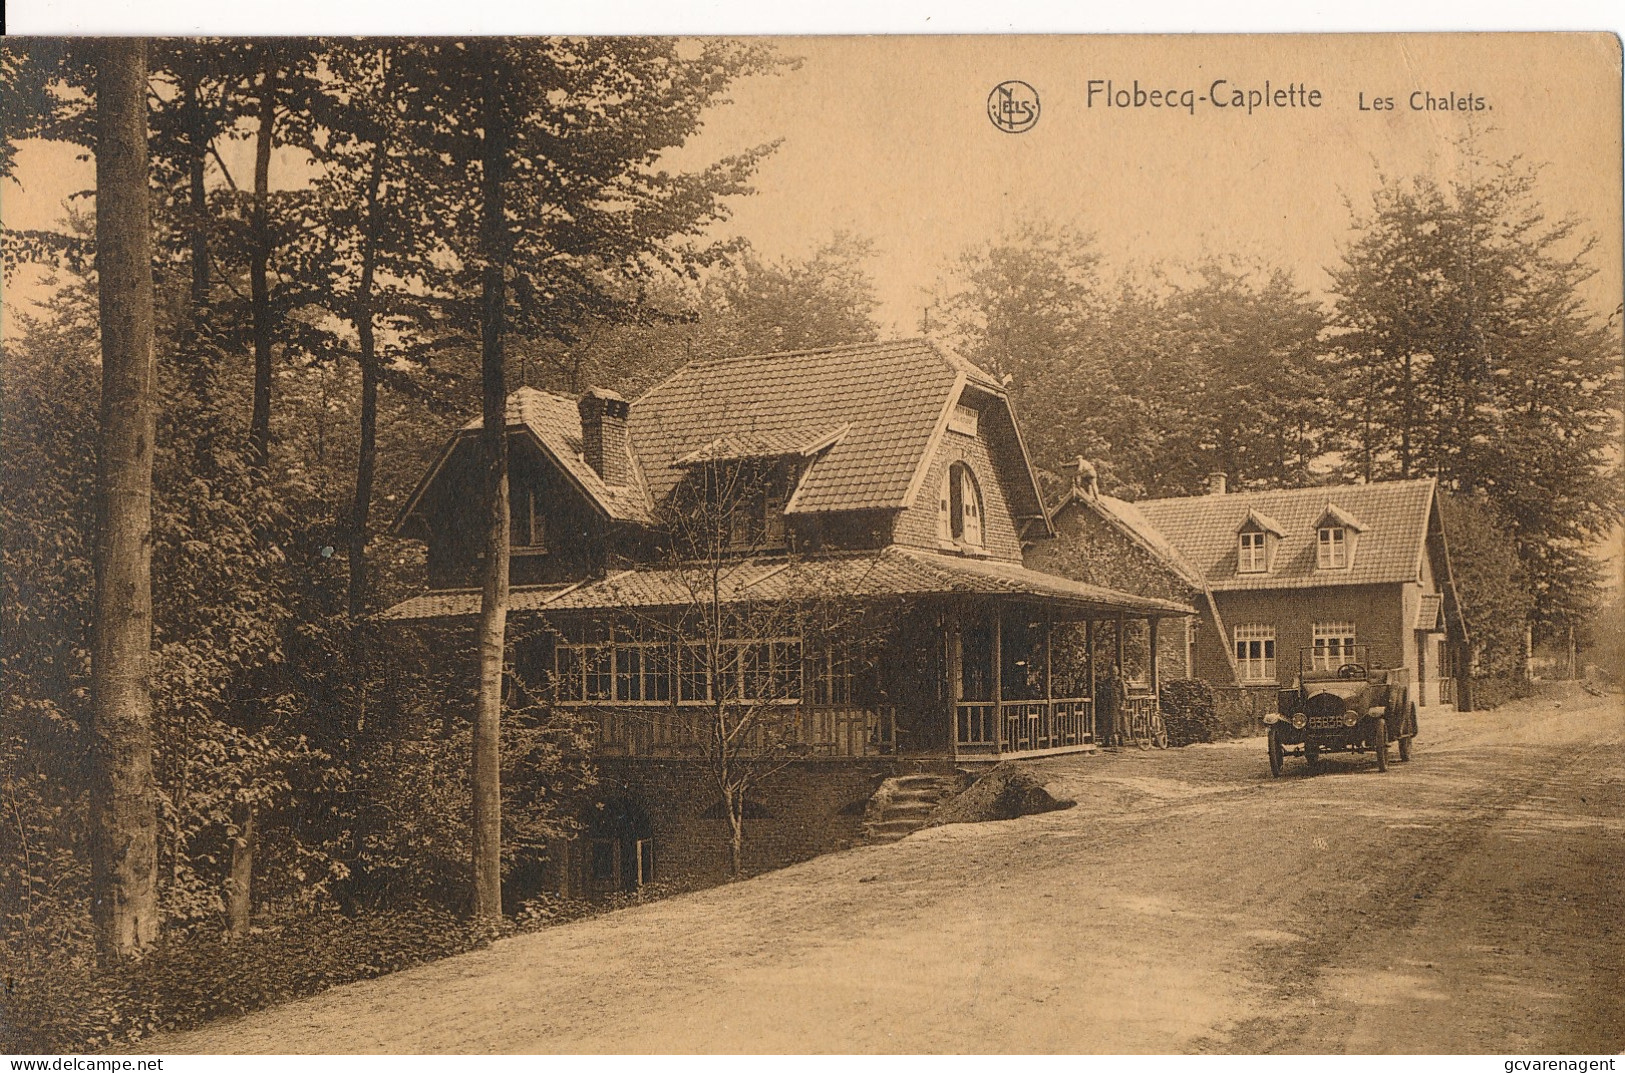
[1097,662,1128,748]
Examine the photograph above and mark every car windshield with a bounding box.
[1299,643,1371,680]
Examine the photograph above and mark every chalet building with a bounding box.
[1065,473,1473,715]
[384,339,1194,890]
[1026,460,1223,686]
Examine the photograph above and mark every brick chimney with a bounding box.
[1208,471,1228,495]
[578,387,630,486]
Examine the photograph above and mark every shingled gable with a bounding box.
[1236,506,1286,538]
[393,386,655,535]
[1315,502,1369,533]
[629,337,1050,530]
[1133,478,1441,592]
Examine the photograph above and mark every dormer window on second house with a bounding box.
[1238,531,1267,573]
[940,461,984,549]
[1317,526,1347,569]
[1235,507,1285,575]
[1314,504,1367,571]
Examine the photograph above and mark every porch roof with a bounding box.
[380,546,1196,622]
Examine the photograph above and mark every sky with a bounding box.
[3,34,1621,336]
[665,33,1623,331]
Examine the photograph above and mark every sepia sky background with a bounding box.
[2,33,1621,335]
[674,33,1623,328]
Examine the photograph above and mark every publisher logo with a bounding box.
[988,80,1040,134]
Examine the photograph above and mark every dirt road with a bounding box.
[156,690,1624,1054]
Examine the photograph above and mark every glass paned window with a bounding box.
[1238,531,1267,573]
[585,646,613,701]
[946,462,984,547]
[556,645,584,702]
[1318,527,1348,569]
[678,644,710,703]
[1234,624,1277,682]
[812,647,854,705]
[1312,622,1358,670]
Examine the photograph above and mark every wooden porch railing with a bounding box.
[954,697,1095,757]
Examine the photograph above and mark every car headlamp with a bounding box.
[1343,712,1359,727]
[1291,713,1307,730]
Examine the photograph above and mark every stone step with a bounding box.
[866,818,925,836]
[893,774,962,790]
[887,788,947,803]
[883,800,939,815]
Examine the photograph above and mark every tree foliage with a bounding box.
[937,223,1331,498]
[1328,151,1622,636]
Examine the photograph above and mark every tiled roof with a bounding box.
[674,423,850,466]
[1416,592,1444,631]
[1062,492,1210,590]
[631,338,1003,515]
[459,387,655,525]
[380,545,1194,621]
[1133,479,1437,592]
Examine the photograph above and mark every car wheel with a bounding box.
[1304,743,1320,768]
[1373,717,1389,772]
[1268,725,1284,778]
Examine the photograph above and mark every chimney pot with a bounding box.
[1208,472,1228,496]
[578,387,630,486]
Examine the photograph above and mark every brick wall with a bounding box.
[1196,580,1410,699]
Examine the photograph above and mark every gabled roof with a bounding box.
[1133,478,1439,591]
[394,387,655,531]
[1315,503,1369,533]
[630,338,1043,520]
[1050,489,1208,590]
[381,545,1195,621]
[675,423,850,467]
[1237,507,1287,538]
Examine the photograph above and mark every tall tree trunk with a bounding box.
[224,800,255,938]
[727,792,744,879]
[471,48,511,923]
[89,37,160,963]
[247,57,279,469]
[347,137,388,622]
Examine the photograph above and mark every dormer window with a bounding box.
[940,461,984,548]
[513,485,547,553]
[1317,527,1348,569]
[1314,504,1366,570]
[1234,507,1283,574]
[1238,531,1267,573]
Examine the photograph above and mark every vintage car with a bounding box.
[1264,645,1417,776]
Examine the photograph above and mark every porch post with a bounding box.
[947,604,963,760]
[1043,615,1053,702]
[1149,616,1160,696]
[1115,612,1126,671]
[1086,618,1096,741]
[991,604,1003,755]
